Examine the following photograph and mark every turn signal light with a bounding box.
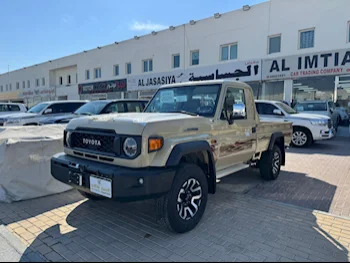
[149,137,164,153]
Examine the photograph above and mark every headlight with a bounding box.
[123,137,138,158]
[310,120,328,126]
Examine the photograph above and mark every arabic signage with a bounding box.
[78,79,127,94]
[21,87,56,98]
[127,59,261,91]
[262,48,350,80]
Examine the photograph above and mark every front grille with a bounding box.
[328,119,332,129]
[71,132,116,155]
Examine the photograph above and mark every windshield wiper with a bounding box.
[169,111,198,116]
[79,113,93,116]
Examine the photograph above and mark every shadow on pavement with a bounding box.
[287,139,350,157]
[0,190,85,226]
[247,169,337,212]
[20,173,349,262]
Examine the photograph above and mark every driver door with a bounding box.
[215,86,257,172]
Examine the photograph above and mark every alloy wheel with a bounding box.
[177,178,202,220]
[292,131,307,146]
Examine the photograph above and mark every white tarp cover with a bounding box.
[0,125,72,203]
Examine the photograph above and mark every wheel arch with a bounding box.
[166,141,216,194]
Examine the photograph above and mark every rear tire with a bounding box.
[260,145,282,181]
[78,190,106,201]
[291,127,312,148]
[156,164,208,234]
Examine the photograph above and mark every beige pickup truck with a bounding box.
[51,80,292,233]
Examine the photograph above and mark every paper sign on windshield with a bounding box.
[160,90,175,104]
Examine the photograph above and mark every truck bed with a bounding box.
[256,120,292,154]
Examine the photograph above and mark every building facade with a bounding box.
[0,0,349,107]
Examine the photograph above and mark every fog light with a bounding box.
[139,178,144,185]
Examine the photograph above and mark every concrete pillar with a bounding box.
[261,82,267,99]
[283,80,293,104]
[334,76,339,103]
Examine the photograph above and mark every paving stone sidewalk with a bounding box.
[0,188,349,262]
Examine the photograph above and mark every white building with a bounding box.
[0,0,350,108]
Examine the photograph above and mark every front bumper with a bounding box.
[51,153,176,201]
[314,127,336,141]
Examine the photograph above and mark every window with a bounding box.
[94,68,102,79]
[268,35,281,54]
[299,29,315,49]
[103,102,126,114]
[126,63,132,75]
[114,65,119,76]
[42,78,45,86]
[0,104,20,112]
[6,84,8,91]
[145,84,221,117]
[67,75,71,85]
[220,43,238,61]
[0,86,3,92]
[126,102,144,112]
[221,87,247,120]
[295,102,327,112]
[191,50,199,66]
[9,84,12,91]
[143,59,153,73]
[16,82,20,90]
[255,103,279,115]
[172,54,180,68]
[36,79,40,87]
[85,70,90,80]
[59,76,63,85]
[46,102,86,114]
[22,81,25,89]
[27,80,30,89]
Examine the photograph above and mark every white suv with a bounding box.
[256,100,334,147]
[294,100,340,130]
[0,101,87,126]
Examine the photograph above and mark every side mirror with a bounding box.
[232,104,246,120]
[273,109,283,116]
[330,108,334,114]
[44,108,53,115]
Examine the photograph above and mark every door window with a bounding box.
[256,103,279,115]
[103,102,126,114]
[126,102,143,112]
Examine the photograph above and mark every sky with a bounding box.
[0,0,265,74]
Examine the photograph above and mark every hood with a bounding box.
[0,112,38,120]
[67,112,202,135]
[288,113,330,121]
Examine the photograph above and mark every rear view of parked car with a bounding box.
[39,99,149,125]
[0,101,87,126]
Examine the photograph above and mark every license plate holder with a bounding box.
[90,175,112,198]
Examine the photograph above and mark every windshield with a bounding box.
[275,102,297,114]
[75,101,110,115]
[295,102,327,112]
[144,85,221,117]
[28,103,49,113]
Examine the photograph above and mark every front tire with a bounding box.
[260,145,282,181]
[291,127,312,147]
[156,164,208,234]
